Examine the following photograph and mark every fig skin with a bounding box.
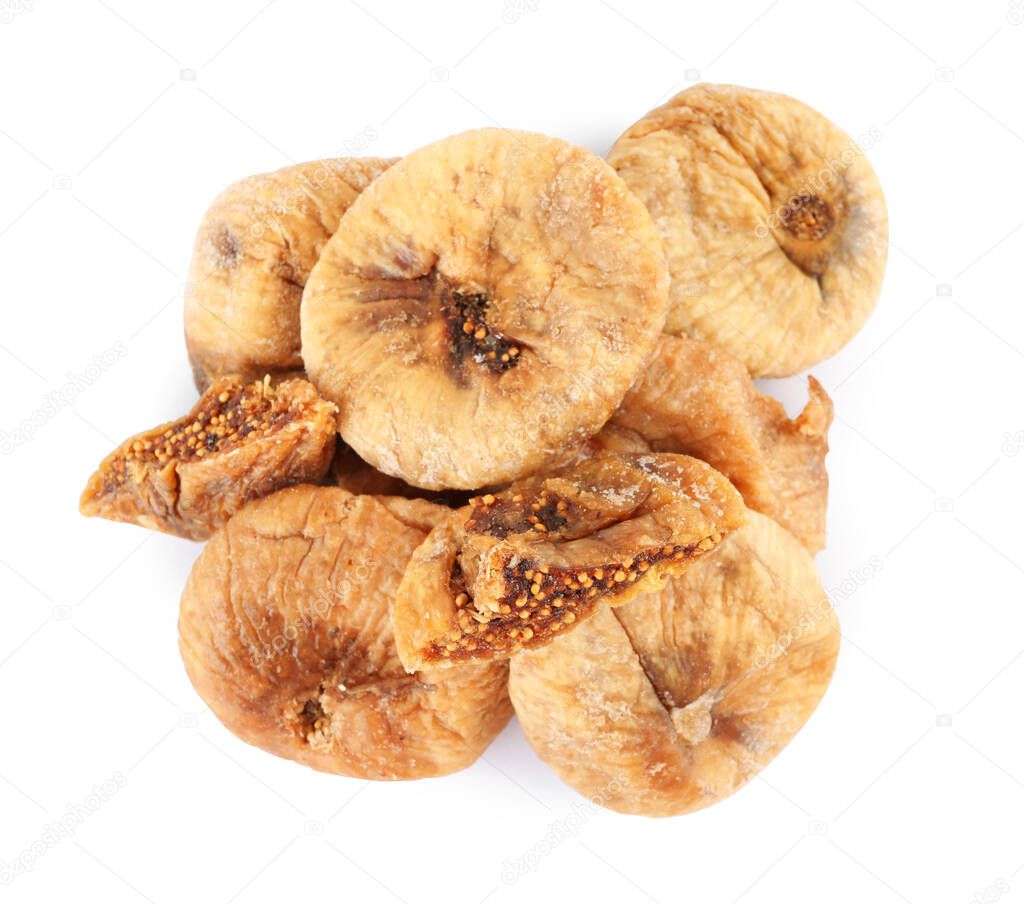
[605,334,832,553]
[392,452,746,671]
[301,128,670,491]
[608,83,888,376]
[178,485,512,780]
[509,511,840,817]
[79,375,337,541]
[185,157,396,390]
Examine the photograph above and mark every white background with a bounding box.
[1,0,1022,901]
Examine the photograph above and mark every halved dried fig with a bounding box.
[179,485,512,780]
[606,334,832,552]
[185,157,396,390]
[79,375,336,540]
[301,128,670,490]
[392,452,745,670]
[509,511,840,817]
[608,83,888,376]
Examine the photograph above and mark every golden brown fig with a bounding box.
[301,128,669,490]
[178,485,512,780]
[79,376,336,540]
[185,157,396,390]
[608,83,888,376]
[392,453,745,671]
[509,511,840,817]
[607,335,832,553]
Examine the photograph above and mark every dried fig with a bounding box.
[607,334,832,553]
[608,83,888,376]
[392,452,745,670]
[79,375,336,540]
[178,485,512,779]
[509,511,840,817]
[185,157,396,389]
[300,128,670,490]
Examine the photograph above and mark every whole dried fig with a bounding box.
[606,334,832,553]
[608,83,888,376]
[392,452,745,670]
[509,510,840,817]
[79,375,336,540]
[178,485,512,779]
[185,157,395,389]
[300,128,669,490]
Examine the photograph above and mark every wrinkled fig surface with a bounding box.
[186,157,395,389]
[179,485,512,779]
[609,83,888,376]
[510,511,840,816]
[301,128,669,490]
[607,334,832,552]
[393,452,745,670]
[79,376,336,540]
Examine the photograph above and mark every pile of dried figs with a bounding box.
[80,84,886,817]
